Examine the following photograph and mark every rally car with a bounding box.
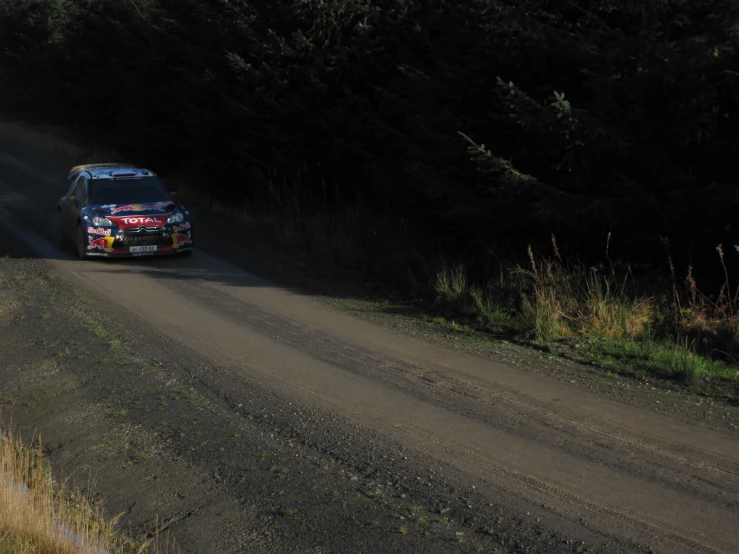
[57,163,194,259]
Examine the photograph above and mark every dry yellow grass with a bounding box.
[1,427,119,554]
[0,426,177,554]
[433,236,656,342]
[512,240,654,341]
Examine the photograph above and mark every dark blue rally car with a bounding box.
[57,163,194,259]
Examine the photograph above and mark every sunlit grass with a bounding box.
[0,426,179,553]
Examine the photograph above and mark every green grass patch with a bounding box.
[132,451,152,463]
[582,337,738,397]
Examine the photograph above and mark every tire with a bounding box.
[75,225,89,260]
[180,249,193,258]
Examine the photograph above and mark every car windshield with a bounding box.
[88,177,171,205]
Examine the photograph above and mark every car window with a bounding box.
[88,177,171,205]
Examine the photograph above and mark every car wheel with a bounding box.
[75,225,89,260]
[180,249,193,258]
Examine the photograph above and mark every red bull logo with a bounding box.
[108,202,169,215]
[88,236,115,253]
[110,204,147,214]
[87,226,111,236]
[171,231,192,248]
[172,222,191,233]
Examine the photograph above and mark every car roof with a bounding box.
[68,163,157,181]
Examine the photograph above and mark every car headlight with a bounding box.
[91,216,114,226]
[167,210,184,224]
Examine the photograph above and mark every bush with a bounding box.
[515,241,654,341]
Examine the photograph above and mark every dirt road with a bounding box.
[1,121,738,553]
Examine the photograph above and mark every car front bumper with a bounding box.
[85,245,193,258]
[84,227,193,258]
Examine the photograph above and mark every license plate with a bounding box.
[130,245,158,253]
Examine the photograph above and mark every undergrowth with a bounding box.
[432,235,739,398]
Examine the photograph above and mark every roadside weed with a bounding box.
[0,426,179,552]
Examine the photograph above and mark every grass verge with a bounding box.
[0,425,178,554]
[429,238,739,402]
[580,338,738,392]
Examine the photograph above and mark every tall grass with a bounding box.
[434,265,468,313]
[514,238,653,342]
[0,426,177,554]
[669,244,739,347]
[434,235,653,341]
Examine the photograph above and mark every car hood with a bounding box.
[94,201,177,216]
[86,202,179,230]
